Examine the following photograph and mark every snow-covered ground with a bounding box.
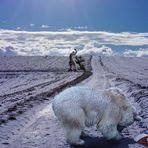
[102,56,148,88]
[0,56,91,124]
[0,55,147,148]
[0,56,91,72]
[0,56,69,72]
[101,56,148,141]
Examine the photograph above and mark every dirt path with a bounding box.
[0,56,146,148]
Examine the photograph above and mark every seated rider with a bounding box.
[75,56,86,72]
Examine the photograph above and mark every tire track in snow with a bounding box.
[0,70,92,148]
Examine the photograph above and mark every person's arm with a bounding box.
[74,48,77,55]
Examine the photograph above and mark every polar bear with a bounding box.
[52,86,141,145]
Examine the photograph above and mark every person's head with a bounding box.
[71,51,75,55]
[71,49,77,55]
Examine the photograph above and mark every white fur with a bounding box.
[52,86,140,145]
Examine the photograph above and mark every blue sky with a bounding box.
[0,0,148,56]
[0,0,148,32]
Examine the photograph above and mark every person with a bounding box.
[68,49,78,71]
[75,56,86,72]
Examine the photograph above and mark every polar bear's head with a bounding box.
[105,88,142,129]
[119,104,142,127]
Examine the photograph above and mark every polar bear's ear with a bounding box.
[134,112,142,121]
[134,115,142,121]
[133,107,142,121]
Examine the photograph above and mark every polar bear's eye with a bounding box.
[122,106,128,111]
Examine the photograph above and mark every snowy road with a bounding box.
[0,55,147,148]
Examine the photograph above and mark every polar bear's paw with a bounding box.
[70,139,85,146]
[75,139,85,145]
[80,130,91,138]
[115,133,122,140]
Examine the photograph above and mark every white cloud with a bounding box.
[78,42,113,56]
[58,28,74,32]
[41,25,50,29]
[123,48,148,57]
[16,27,21,30]
[0,46,17,56]
[0,29,148,56]
[74,26,88,30]
[30,23,35,27]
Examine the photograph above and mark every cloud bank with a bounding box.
[123,48,148,57]
[0,29,148,56]
[41,25,50,29]
[0,46,17,56]
[30,24,35,27]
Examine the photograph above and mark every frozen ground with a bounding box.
[0,56,91,124]
[0,55,147,148]
[102,56,148,88]
[101,56,148,141]
[0,56,91,72]
[0,56,69,72]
